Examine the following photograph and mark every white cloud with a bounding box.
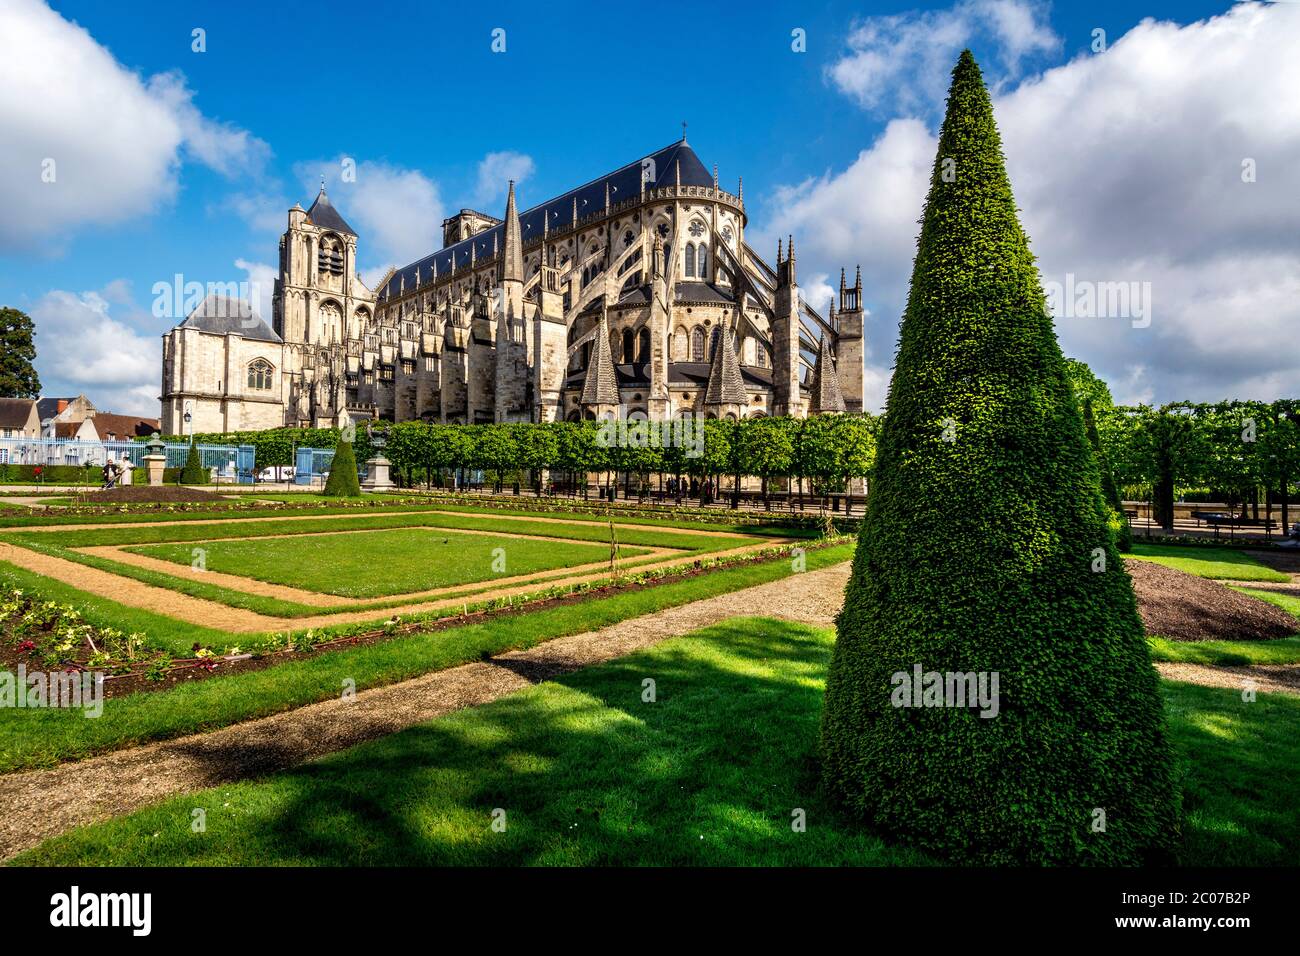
[31,287,160,416]
[473,151,536,209]
[218,192,288,235]
[0,0,269,250]
[235,259,278,322]
[295,159,443,277]
[765,2,1300,408]
[827,0,1059,115]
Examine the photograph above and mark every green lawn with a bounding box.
[1127,543,1289,582]
[3,511,762,618]
[13,616,1294,867]
[130,528,649,598]
[0,544,855,772]
[1148,635,1300,665]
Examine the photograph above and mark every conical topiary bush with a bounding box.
[323,433,361,497]
[179,439,208,485]
[1083,398,1133,552]
[820,50,1178,865]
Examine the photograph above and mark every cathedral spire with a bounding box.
[704,320,746,407]
[580,311,620,406]
[809,334,847,414]
[500,180,524,283]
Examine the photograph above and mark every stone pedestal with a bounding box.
[361,456,394,492]
[143,454,166,487]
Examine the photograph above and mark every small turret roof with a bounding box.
[306,187,357,237]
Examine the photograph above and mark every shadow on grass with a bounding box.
[1161,681,1300,866]
[19,619,926,867]
[23,624,1291,868]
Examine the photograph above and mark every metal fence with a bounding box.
[0,437,255,483]
[294,446,336,485]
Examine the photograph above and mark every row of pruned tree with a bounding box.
[1096,400,1300,530]
[381,414,878,506]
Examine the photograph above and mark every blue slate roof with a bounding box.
[179,294,282,343]
[306,188,357,237]
[380,140,713,301]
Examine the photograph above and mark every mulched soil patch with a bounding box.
[1126,558,1298,642]
[71,486,231,504]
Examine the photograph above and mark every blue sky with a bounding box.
[1,0,1293,415]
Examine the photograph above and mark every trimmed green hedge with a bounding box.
[0,464,99,484]
[820,51,1178,865]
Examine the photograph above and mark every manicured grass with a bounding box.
[1147,635,1300,665]
[3,511,762,618]
[0,544,855,773]
[131,528,649,599]
[6,510,759,551]
[10,618,928,866]
[1238,587,1300,619]
[1126,543,1289,582]
[13,618,1294,867]
[1163,680,1300,866]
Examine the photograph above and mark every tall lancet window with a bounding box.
[691,327,705,362]
[697,245,708,280]
[684,243,696,278]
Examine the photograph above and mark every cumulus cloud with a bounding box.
[472,151,536,209]
[30,287,161,416]
[827,0,1059,115]
[294,159,444,278]
[764,1,1300,409]
[234,259,278,321]
[0,0,269,251]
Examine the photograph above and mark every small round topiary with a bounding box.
[820,50,1179,865]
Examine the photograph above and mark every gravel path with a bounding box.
[1156,661,1300,696]
[0,561,851,861]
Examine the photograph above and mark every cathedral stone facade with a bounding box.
[161,139,864,434]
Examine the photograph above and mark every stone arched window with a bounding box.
[672,325,688,361]
[622,328,635,362]
[247,358,274,391]
[691,327,705,362]
[637,327,651,362]
[697,245,708,280]
[709,327,721,359]
[684,243,696,278]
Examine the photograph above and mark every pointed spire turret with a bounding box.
[809,335,847,414]
[581,311,620,406]
[500,180,524,283]
[704,320,747,407]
